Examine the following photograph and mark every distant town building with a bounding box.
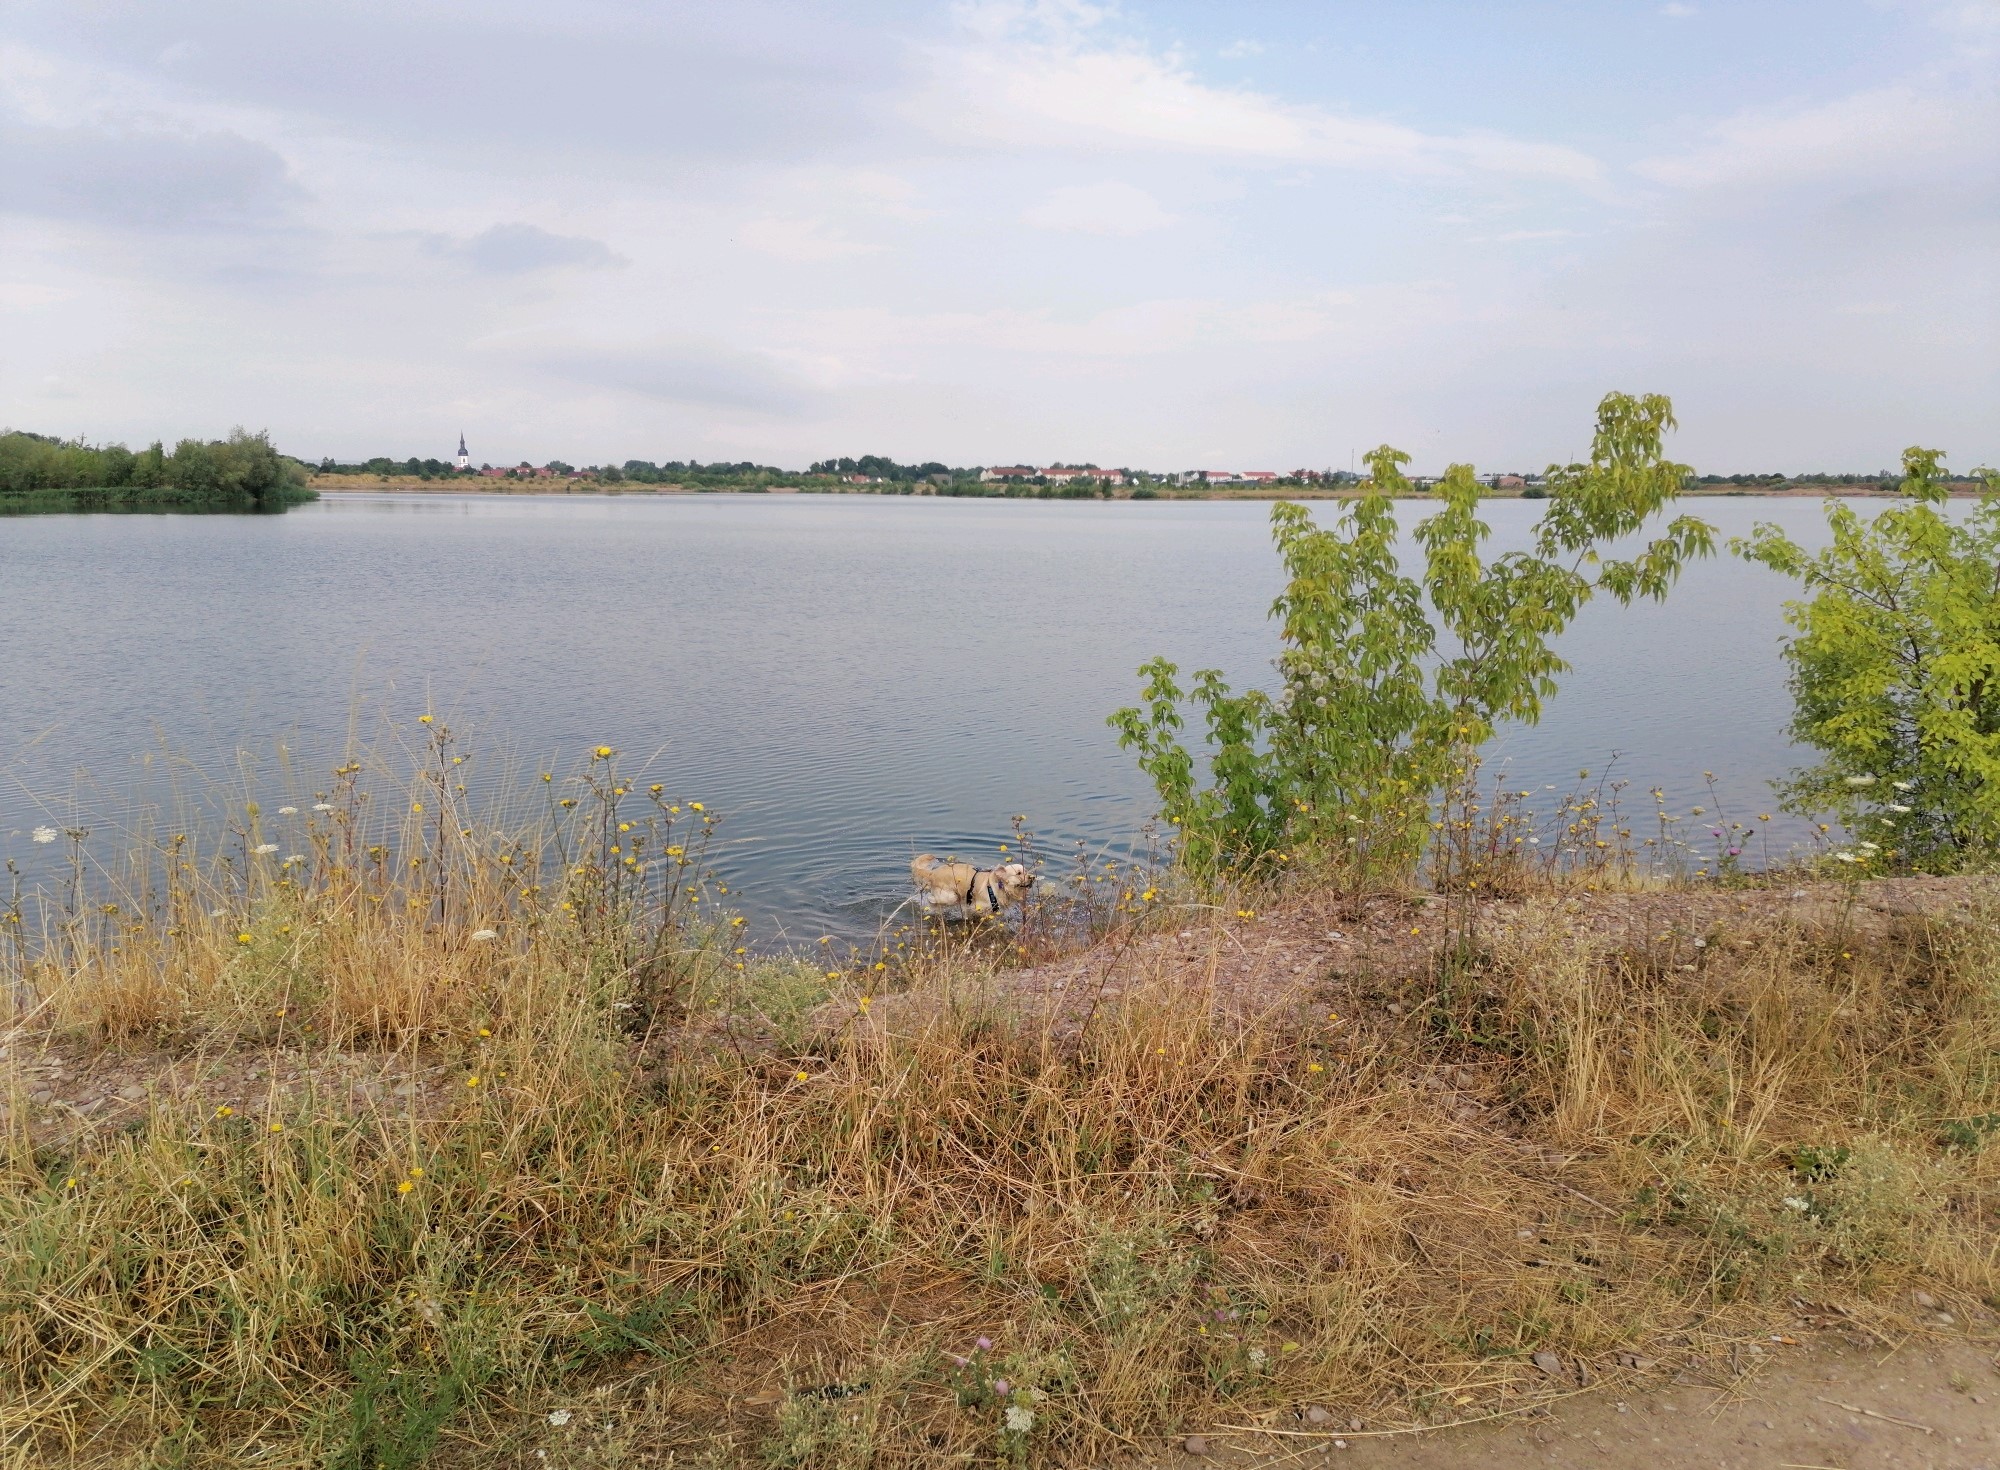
[1170,470,1275,485]
[1490,473,1526,489]
[1041,466,1125,485]
[978,466,1037,481]
[455,433,470,471]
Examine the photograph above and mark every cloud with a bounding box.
[0,282,71,309]
[1659,4,1697,18]
[785,283,1446,361]
[425,223,624,274]
[529,339,820,415]
[923,16,1603,184]
[1636,84,1997,191]
[1022,181,1177,235]
[736,216,880,261]
[1219,39,1265,59]
[0,116,298,227]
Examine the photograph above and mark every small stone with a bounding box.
[1304,1406,1332,1425]
[1532,1351,1565,1379]
[28,1089,51,1105]
[119,1085,145,1102]
[1913,1291,1939,1309]
[1182,1435,1210,1455]
[1348,1419,1362,1432]
[1935,1312,1955,1325]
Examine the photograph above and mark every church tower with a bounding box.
[455,433,470,471]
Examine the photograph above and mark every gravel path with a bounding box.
[1154,1334,1999,1469]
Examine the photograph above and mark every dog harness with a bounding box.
[963,872,999,912]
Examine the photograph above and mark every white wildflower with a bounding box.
[1888,803,1912,814]
[1892,780,1914,792]
[253,843,279,855]
[1858,841,1880,852]
[209,908,227,918]
[1692,937,1707,948]
[547,1409,572,1428]
[278,806,298,816]
[313,802,334,812]
[1003,1406,1035,1434]
[284,854,305,865]
[1782,1196,1811,1212]
[1247,1346,1269,1369]
[470,929,499,942]
[31,826,58,844]
[1844,774,1876,788]
[1834,852,1858,864]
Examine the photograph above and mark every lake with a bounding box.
[1,491,1841,943]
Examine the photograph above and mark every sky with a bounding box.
[1,0,1995,474]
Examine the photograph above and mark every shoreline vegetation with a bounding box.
[3,396,1994,1466]
[3,743,1995,1468]
[308,474,1992,501]
[0,429,315,516]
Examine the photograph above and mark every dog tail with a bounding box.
[911,853,942,879]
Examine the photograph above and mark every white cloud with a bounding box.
[1637,84,1994,190]
[1219,39,1265,59]
[523,336,821,416]
[736,215,880,261]
[1022,181,1176,235]
[921,16,1604,184]
[0,281,71,309]
[783,282,1451,361]
[424,223,623,274]
[1659,4,1697,18]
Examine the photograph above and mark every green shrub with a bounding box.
[1734,451,2000,870]
[1111,392,1713,881]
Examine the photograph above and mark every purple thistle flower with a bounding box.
[975,1337,993,1352]
[992,1379,1010,1395]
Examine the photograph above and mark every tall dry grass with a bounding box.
[2,744,1996,1467]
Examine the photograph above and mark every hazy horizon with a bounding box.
[3,0,1995,476]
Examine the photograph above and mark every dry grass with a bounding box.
[2,756,1997,1468]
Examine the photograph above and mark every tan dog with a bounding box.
[911,854,1034,916]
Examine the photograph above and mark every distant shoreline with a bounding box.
[307,477,1990,501]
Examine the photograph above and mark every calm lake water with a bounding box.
[1,492,1847,943]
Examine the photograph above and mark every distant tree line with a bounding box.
[1692,471,1902,489]
[0,429,314,513]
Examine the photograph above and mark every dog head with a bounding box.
[994,862,1034,899]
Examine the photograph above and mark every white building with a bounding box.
[455,433,471,471]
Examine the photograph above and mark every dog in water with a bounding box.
[910,853,1035,917]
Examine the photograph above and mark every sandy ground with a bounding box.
[1151,1334,1999,1469]
[9,876,1993,1148]
[828,875,1996,1046]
